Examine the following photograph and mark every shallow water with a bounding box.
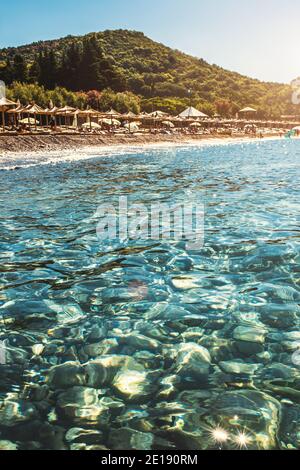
[0,139,299,450]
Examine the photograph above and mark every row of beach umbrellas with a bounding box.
[0,102,211,131]
[0,100,266,133]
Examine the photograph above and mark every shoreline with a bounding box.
[0,132,283,169]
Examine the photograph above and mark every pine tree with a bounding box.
[13,54,28,82]
[59,42,81,90]
[38,49,58,89]
[78,35,103,90]
[47,50,58,89]
[76,35,127,91]
[1,58,13,85]
[28,55,40,83]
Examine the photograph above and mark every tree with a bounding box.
[38,49,58,89]
[215,99,234,117]
[59,42,81,90]
[0,59,13,85]
[28,56,40,83]
[78,36,104,90]
[99,89,140,113]
[13,54,28,82]
[86,90,101,109]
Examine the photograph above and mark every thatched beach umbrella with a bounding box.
[42,106,60,130]
[239,107,257,119]
[57,106,77,128]
[39,108,51,127]
[179,106,208,119]
[149,110,168,118]
[145,110,169,131]
[0,97,17,131]
[78,109,99,130]
[78,109,98,116]
[26,103,45,130]
[102,109,121,130]
[6,102,23,127]
[239,107,257,113]
[123,111,137,119]
[104,108,120,116]
[58,106,77,113]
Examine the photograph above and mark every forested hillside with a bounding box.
[0,29,296,117]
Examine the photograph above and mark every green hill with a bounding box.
[0,29,296,117]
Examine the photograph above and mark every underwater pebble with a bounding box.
[65,427,104,444]
[219,360,260,375]
[0,397,38,427]
[47,362,86,389]
[0,440,18,450]
[56,386,110,425]
[70,444,108,451]
[83,338,119,357]
[32,344,45,356]
[108,427,154,450]
[233,326,266,344]
[84,361,108,388]
[213,390,281,450]
[112,369,154,402]
[176,343,211,365]
[119,332,161,352]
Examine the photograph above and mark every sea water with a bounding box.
[0,139,299,450]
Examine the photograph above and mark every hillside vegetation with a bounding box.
[0,29,296,117]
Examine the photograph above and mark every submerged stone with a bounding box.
[32,344,45,356]
[163,411,210,450]
[119,333,160,352]
[219,361,260,375]
[47,362,86,389]
[176,343,211,365]
[65,427,103,444]
[171,276,200,290]
[56,386,109,425]
[235,341,264,356]
[175,343,212,389]
[84,361,108,388]
[0,397,38,427]
[113,370,154,402]
[83,338,119,358]
[181,327,205,342]
[212,390,281,450]
[0,440,18,450]
[260,363,299,382]
[233,326,266,344]
[70,444,108,451]
[279,405,300,450]
[260,305,299,330]
[45,302,84,325]
[108,427,154,450]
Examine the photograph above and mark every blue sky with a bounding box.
[0,0,299,83]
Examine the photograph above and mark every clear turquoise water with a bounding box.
[0,139,299,450]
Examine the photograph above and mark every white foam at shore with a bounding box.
[0,136,284,171]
